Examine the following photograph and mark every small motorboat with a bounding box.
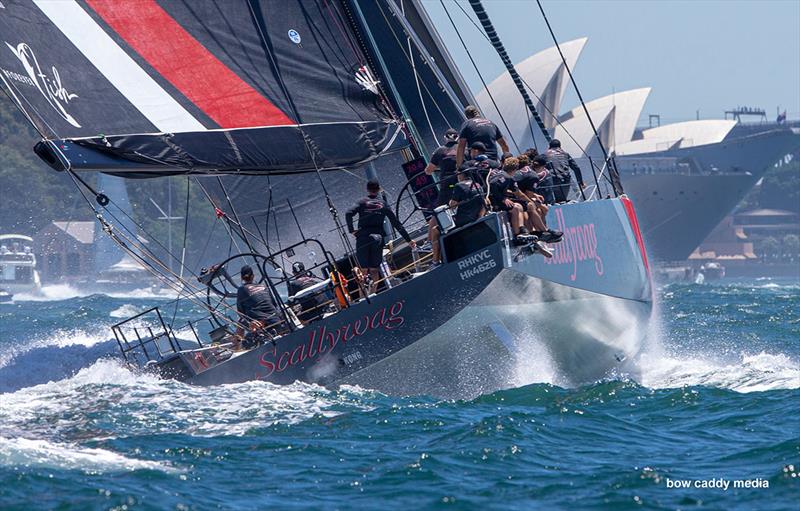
[0,288,12,303]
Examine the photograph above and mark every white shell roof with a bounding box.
[554,87,651,156]
[614,120,738,155]
[475,38,588,147]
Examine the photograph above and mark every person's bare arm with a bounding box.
[424,162,437,175]
[455,138,467,169]
[497,137,509,154]
[514,190,531,202]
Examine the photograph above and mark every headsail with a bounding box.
[0,0,403,175]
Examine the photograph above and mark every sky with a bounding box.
[421,0,800,125]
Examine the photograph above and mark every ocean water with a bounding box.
[0,280,798,510]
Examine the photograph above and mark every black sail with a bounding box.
[0,0,402,175]
[209,0,477,251]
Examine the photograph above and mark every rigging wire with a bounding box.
[534,0,622,195]
[438,0,521,153]
[339,0,424,156]
[322,0,365,67]
[63,169,250,331]
[53,151,258,331]
[401,0,438,144]
[465,0,550,144]
[371,1,458,133]
[298,126,371,302]
[449,0,614,188]
[170,176,193,327]
[215,176,256,254]
[180,176,191,281]
[0,75,60,140]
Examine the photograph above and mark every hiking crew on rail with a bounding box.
[223,106,579,350]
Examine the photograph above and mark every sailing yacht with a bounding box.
[0,0,651,395]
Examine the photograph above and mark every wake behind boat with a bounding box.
[0,0,652,396]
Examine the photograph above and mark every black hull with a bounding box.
[157,198,652,396]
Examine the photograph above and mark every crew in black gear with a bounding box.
[346,180,416,293]
[513,154,543,194]
[425,128,460,207]
[455,105,510,169]
[427,170,488,269]
[236,265,283,348]
[287,262,325,323]
[487,167,520,211]
[544,139,585,203]
[461,141,500,184]
[450,173,486,227]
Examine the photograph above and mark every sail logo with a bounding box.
[4,42,81,127]
[288,29,301,44]
[544,208,604,281]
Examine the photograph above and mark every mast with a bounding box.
[343,0,427,157]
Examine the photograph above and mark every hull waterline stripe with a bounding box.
[86,0,295,129]
[32,0,205,133]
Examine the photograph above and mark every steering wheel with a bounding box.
[394,170,440,224]
[203,253,274,328]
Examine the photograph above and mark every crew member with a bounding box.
[450,171,486,228]
[425,128,461,206]
[424,129,461,266]
[461,141,500,184]
[524,148,555,204]
[287,262,325,323]
[346,180,416,294]
[544,139,585,203]
[487,158,528,245]
[515,155,563,243]
[455,105,510,169]
[236,265,283,349]
[428,171,487,268]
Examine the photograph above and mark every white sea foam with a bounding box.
[0,437,179,474]
[13,284,87,302]
[102,287,179,300]
[0,359,364,441]
[109,303,142,318]
[0,327,112,369]
[635,350,800,393]
[0,359,366,476]
[13,283,178,302]
[626,293,800,393]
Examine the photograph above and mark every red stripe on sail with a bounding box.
[86,0,294,128]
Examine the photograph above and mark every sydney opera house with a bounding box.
[477,39,800,261]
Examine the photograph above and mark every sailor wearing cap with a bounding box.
[455,105,510,170]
